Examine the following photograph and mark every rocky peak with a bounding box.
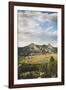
[47,43,53,49]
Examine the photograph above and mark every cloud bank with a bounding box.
[17,10,57,47]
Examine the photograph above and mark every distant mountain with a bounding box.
[18,43,57,56]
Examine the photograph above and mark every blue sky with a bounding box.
[17,10,57,47]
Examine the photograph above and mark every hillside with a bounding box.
[18,43,57,79]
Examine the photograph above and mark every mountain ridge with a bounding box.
[18,43,57,56]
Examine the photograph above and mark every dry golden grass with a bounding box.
[19,53,57,65]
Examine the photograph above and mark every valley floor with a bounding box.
[18,53,57,79]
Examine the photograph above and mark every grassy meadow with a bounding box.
[18,53,57,79]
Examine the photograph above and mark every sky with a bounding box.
[17,10,58,47]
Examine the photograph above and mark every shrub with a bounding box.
[49,56,57,77]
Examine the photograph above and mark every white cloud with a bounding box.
[17,10,57,47]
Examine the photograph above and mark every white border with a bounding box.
[14,6,62,85]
